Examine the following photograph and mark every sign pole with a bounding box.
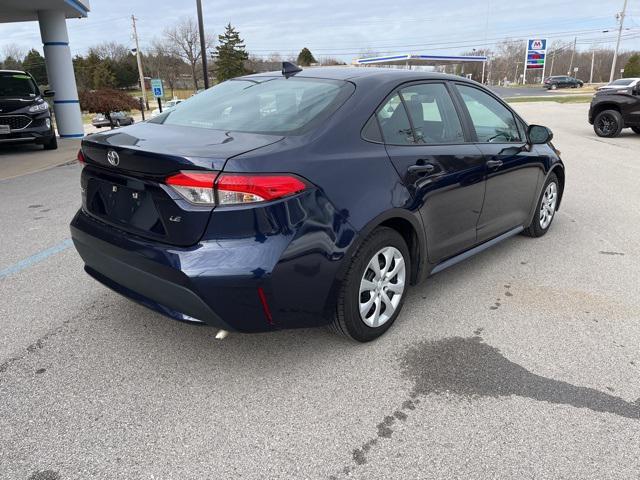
[523,47,528,85]
[540,54,547,84]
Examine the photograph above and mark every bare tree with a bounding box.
[91,42,131,62]
[147,40,188,97]
[2,43,26,62]
[163,17,214,91]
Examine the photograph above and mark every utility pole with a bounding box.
[549,48,556,76]
[568,36,577,77]
[590,49,596,84]
[610,0,628,82]
[196,0,209,89]
[131,15,148,110]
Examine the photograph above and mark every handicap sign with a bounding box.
[150,78,164,98]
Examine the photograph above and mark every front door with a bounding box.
[453,83,544,242]
[378,82,486,263]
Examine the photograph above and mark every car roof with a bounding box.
[242,66,473,84]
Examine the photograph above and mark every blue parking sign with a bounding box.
[150,78,164,98]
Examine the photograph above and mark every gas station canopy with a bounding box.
[0,0,89,23]
[354,54,488,67]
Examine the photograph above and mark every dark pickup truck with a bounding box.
[589,83,640,137]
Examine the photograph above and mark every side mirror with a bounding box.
[527,125,553,144]
[43,90,55,97]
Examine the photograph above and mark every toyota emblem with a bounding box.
[107,150,120,167]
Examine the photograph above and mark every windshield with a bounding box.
[609,79,635,86]
[0,73,38,98]
[153,77,354,135]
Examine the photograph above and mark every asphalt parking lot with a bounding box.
[1,102,639,480]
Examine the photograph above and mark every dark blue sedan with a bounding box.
[70,65,565,342]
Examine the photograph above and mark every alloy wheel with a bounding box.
[596,114,617,136]
[359,246,406,328]
[539,182,558,229]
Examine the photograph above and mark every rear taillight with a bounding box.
[165,171,306,206]
[165,171,218,205]
[216,173,306,205]
[77,149,85,164]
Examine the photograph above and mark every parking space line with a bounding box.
[0,239,73,280]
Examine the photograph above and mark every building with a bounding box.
[1,0,90,138]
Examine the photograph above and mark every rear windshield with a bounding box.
[153,77,354,135]
[609,79,634,86]
[0,73,38,98]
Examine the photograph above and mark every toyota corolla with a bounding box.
[70,64,565,342]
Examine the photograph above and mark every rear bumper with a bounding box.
[70,209,279,332]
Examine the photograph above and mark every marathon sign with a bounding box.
[526,39,547,70]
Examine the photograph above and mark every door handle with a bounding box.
[408,163,435,175]
[486,159,503,168]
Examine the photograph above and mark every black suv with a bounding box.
[589,82,640,137]
[0,70,57,150]
[543,76,584,90]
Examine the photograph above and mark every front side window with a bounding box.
[456,84,522,143]
[155,77,354,135]
[376,93,414,145]
[399,83,464,144]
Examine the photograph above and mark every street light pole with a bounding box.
[196,0,209,90]
[609,0,628,83]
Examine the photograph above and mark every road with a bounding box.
[490,86,593,98]
[1,103,639,480]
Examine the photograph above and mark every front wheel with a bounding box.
[594,110,623,137]
[43,135,58,150]
[330,227,410,342]
[524,173,559,238]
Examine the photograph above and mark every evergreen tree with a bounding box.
[92,62,116,89]
[296,48,317,67]
[214,23,248,82]
[22,49,48,85]
[623,53,640,78]
[2,56,23,71]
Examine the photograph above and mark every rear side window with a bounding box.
[376,93,414,145]
[456,84,522,143]
[155,77,354,135]
[399,83,464,144]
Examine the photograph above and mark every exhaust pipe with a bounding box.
[215,329,229,340]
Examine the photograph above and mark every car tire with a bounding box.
[594,109,623,138]
[551,84,557,90]
[523,173,559,238]
[43,135,58,150]
[116,120,121,127]
[631,126,640,135]
[330,227,410,342]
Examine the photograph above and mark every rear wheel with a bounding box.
[551,84,558,90]
[524,173,559,238]
[594,110,623,138]
[330,227,410,342]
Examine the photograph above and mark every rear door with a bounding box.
[453,83,543,242]
[379,81,486,263]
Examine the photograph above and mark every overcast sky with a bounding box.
[1,0,639,61]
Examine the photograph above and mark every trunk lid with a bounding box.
[81,122,283,246]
